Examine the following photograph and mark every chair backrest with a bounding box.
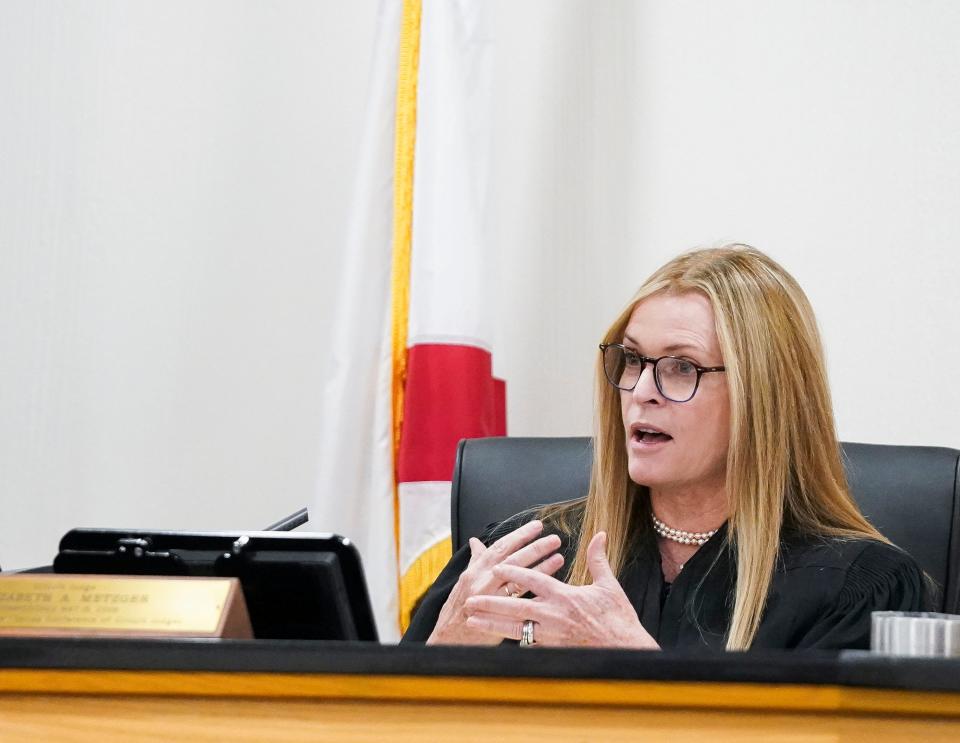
[450,436,960,613]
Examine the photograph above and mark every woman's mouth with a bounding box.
[630,424,673,449]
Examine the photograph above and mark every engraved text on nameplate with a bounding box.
[0,575,238,635]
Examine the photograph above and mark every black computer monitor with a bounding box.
[54,529,378,641]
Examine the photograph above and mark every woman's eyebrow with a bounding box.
[623,334,705,354]
[663,342,706,354]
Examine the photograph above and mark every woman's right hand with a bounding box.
[426,520,564,645]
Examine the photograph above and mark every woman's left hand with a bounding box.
[463,531,659,649]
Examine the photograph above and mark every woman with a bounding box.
[403,245,930,650]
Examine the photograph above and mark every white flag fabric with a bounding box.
[396,0,504,630]
[312,0,403,642]
[313,0,503,641]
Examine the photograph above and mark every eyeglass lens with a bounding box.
[602,345,699,402]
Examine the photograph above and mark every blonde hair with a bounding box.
[542,245,885,650]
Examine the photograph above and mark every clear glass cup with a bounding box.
[871,611,960,657]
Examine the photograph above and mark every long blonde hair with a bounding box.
[543,245,885,650]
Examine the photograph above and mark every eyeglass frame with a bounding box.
[598,343,726,403]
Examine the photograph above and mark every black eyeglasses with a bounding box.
[599,343,725,403]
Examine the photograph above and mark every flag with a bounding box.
[314,0,504,641]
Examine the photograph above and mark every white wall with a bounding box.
[490,1,960,450]
[0,1,379,569]
[1,1,959,576]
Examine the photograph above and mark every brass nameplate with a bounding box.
[0,574,252,638]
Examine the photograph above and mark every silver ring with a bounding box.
[519,619,536,647]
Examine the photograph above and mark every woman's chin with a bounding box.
[626,462,668,489]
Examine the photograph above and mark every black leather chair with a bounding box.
[450,437,960,613]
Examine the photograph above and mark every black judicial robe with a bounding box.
[403,512,931,650]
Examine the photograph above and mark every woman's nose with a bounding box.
[631,364,662,402]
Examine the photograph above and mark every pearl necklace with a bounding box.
[651,513,717,546]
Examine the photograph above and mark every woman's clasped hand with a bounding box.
[462,530,659,649]
[425,520,564,645]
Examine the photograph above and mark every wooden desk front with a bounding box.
[1,639,958,741]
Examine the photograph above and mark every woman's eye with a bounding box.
[662,358,696,376]
[624,351,643,367]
